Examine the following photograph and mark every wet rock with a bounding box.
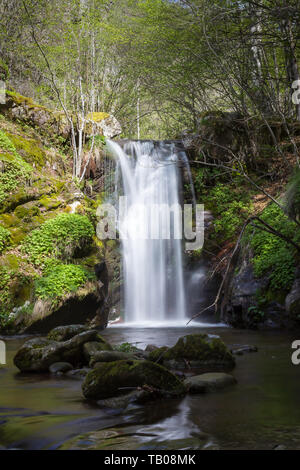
[48,325,88,342]
[273,444,287,450]
[82,359,187,400]
[90,350,141,367]
[231,345,258,355]
[149,334,235,371]
[286,279,300,317]
[96,390,142,410]
[83,340,113,362]
[145,344,159,352]
[184,372,237,393]
[58,426,216,450]
[14,330,104,372]
[66,368,91,380]
[49,362,73,375]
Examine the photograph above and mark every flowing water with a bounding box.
[107,140,186,324]
[1,326,300,450]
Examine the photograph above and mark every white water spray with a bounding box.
[108,140,186,324]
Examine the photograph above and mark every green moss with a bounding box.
[82,360,186,400]
[38,195,62,210]
[114,342,139,353]
[22,213,95,266]
[7,133,46,167]
[0,59,9,81]
[163,334,234,364]
[0,130,33,206]
[243,203,299,292]
[205,182,253,242]
[6,90,49,111]
[14,204,40,220]
[35,263,95,302]
[0,265,11,305]
[148,346,169,363]
[0,225,11,253]
[86,112,109,122]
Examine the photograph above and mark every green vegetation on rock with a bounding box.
[82,359,186,400]
[22,213,94,265]
[244,203,299,292]
[0,225,11,253]
[35,264,95,301]
[0,130,32,206]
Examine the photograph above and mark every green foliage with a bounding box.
[22,213,94,265]
[247,305,265,320]
[284,168,300,221]
[35,263,94,301]
[114,342,139,353]
[206,182,252,242]
[0,266,11,317]
[0,130,32,204]
[0,225,11,253]
[0,59,9,81]
[244,204,299,292]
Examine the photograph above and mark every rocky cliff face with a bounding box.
[0,90,120,334]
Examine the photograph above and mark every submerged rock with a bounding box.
[184,372,237,393]
[49,362,73,375]
[82,359,186,400]
[149,334,235,371]
[66,368,91,380]
[231,345,258,355]
[14,330,105,372]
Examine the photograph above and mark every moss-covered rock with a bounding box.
[47,324,90,341]
[149,334,235,371]
[22,213,95,265]
[83,340,113,362]
[90,350,140,367]
[14,329,101,372]
[82,359,187,400]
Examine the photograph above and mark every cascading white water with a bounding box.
[107,140,186,325]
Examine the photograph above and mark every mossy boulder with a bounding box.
[14,329,102,372]
[90,350,140,367]
[83,340,113,362]
[149,334,235,371]
[47,324,89,341]
[82,359,186,400]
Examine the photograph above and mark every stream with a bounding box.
[1,325,300,450]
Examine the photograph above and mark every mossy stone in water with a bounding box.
[82,359,186,400]
[149,334,235,371]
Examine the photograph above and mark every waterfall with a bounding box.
[107,140,187,325]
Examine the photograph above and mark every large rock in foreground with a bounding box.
[82,360,186,400]
[184,372,237,393]
[14,330,105,372]
[148,334,235,371]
